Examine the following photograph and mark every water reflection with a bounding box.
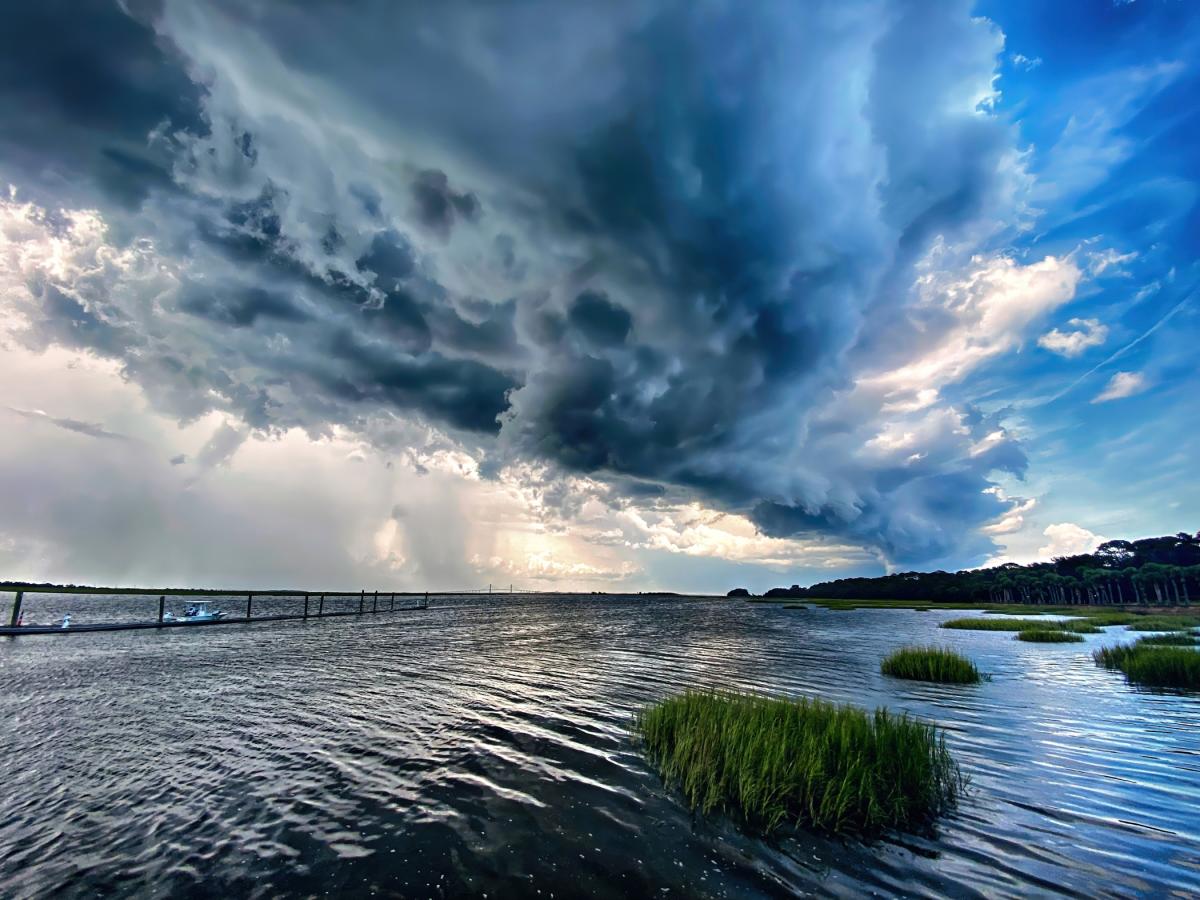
[0,595,1196,898]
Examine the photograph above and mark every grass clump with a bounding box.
[1093,642,1200,690]
[881,646,981,683]
[941,617,1100,634]
[1016,629,1084,643]
[636,690,962,835]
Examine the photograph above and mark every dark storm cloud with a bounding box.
[178,284,310,328]
[4,0,1034,567]
[356,230,416,287]
[0,0,205,209]
[568,291,632,348]
[410,169,481,237]
[33,285,142,358]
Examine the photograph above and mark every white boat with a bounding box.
[175,601,226,623]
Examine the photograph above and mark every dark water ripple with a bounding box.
[1,595,1198,898]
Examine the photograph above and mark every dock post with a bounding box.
[424,591,429,609]
[247,593,253,620]
[318,594,325,616]
[359,590,365,614]
[373,590,378,613]
[158,595,165,624]
[303,593,309,619]
[390,592,395,611]
[9,591,23,627]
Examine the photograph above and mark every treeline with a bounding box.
[759,532,1200,606]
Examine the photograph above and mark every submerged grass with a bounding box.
[1093,642,1200,690]
[1016,629,1083,643]
[940,617,1100,634]
[880,646,981,683]
[636,691,962,835]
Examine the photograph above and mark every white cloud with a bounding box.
[1010,53,1042,71]
[1037,522,1105,559]
[981,494,1036,536]
[1038,317,1109,357]
[1092,370,1149,403]
[864,251,1082,406]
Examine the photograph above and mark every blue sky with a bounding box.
[951,0,1200,568]
[0,0,1195,593]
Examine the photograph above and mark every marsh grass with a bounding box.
[1093,642,1200,690]
[1016,629,1083,643]
[1135,632,1200,646]
[1074,613,1138,626]
[1123,615,1200,632]
[880,646,981,683]
[799,600,1199,623]
[940,617,1100,634]
[636,691,962,835]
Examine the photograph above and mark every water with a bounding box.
[1,595,1197,898]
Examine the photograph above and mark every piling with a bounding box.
[373,590,378,613]
[9,591,24,628]
[359,590,365,614]
[318,594,325,616]
[303,593,310,619]
[247,593,253,620]
[390,592,395,611]
[158,595,166,624]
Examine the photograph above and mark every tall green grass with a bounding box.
[880,646,981,683]
[940,617,1100,633]
[1093,641,1200,690]
[636,691,962,835]
[1016,629,1083,643]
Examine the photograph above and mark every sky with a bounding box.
[0,0,1196,593]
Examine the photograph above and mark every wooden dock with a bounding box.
[1,589,429,637]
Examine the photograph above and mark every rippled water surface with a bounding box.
[1,595,1198,898]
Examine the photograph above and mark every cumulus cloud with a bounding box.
[1093,370,1149,402]
[0,0,1066,574]
[1037,522,1105,559]
[1038,317,1109,357]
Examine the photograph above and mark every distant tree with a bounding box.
[727,588,751,598]
[1096,540,1136,569]
[763,529,1196,607]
